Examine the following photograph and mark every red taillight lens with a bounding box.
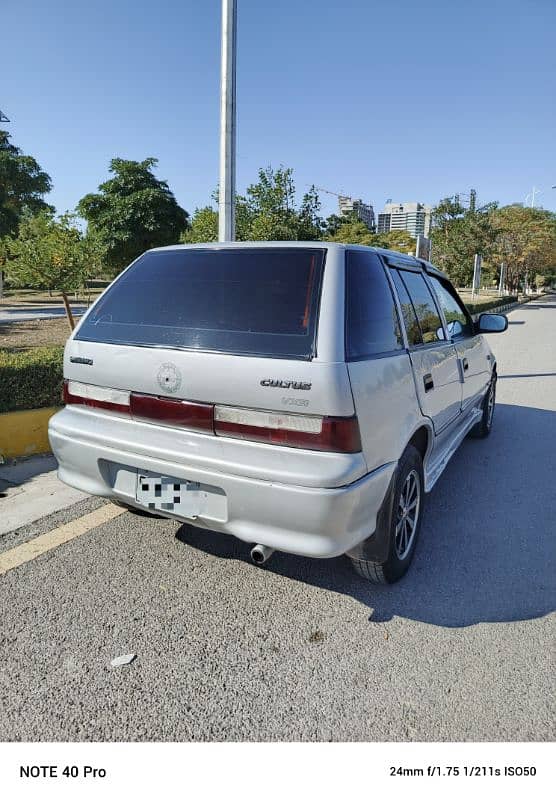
[62,381,361,453]
[63,380,131,414]
[129,393,213,433]
[214,406,361,453]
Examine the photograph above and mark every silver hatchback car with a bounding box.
[49,242,507,583]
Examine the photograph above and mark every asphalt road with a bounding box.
[0,305,86,323]
[1,296,554,742]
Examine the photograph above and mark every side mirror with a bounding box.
[446,319,463,338]
[477,313,508,333]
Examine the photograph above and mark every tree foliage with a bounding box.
[325,220,374,245]
[183,166,324,243]
[375,229,416,253]
[180,205,218,244]
[0,130,53,239]
[489,205,556,292]
[323,212,360,237]
[5,211,96,326]
[325,221,415,253]
[77,158,189,273]
[430,197,498,286]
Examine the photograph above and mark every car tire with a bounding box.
[469,374,496,439]
[349,445,424,584]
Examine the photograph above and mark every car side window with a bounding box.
[428,276,473,338]
[398,269,445,345]
[345,250,404,358]
[389,269,423,346]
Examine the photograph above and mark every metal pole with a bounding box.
[218,0,237,242]
[471,253,482,299]
[498,262,505,296]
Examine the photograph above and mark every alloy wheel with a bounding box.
[487,381,496,428]
[395,469,421,560]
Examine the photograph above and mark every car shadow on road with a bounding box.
[176,404,555,629]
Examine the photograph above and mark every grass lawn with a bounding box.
[0,287,104,354]
[0,317,71,353]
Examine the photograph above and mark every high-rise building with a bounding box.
[377,202,432,238]
[338,196,375,231]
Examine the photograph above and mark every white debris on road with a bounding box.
[110,654,137,667]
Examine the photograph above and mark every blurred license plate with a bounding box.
[136,474,201,517]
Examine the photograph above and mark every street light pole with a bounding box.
[525,186,542,208]
[218,0,237,242]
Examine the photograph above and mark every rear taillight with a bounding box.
[214,406,361,453]
[62,381,361,453]
[63,380,130,414]
[130,392,213,432]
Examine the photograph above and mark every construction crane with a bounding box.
[454,189,477,212]
[311,185,350,201]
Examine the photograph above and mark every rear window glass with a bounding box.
[76,248,325,360]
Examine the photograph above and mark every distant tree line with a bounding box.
[1,129,555,321]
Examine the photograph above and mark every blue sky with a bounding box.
[3,0,555,220]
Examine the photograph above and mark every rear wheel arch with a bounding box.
[348,443,425,583]
[407,424,432,465]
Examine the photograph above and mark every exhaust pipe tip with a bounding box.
[250,544,275,566]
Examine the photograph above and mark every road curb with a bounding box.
[0,407,60,461]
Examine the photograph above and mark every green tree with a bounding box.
[77,157,189,274]
[0,130,53,238]
[323,211,360,237]
[181,206,218,243]
[296,185,325,240]
[183,166,324,243]
[325,221,416,254]
[325,220,374,245]
[489,205,556,293]
[6,212,95,329]
[246,166,301,240]
[430,196,498,286]
[373,229,416,253]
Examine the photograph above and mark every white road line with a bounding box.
[0,504,126,576]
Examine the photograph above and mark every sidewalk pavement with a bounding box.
[0,455,86,536]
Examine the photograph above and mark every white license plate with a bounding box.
[136,474,202,517]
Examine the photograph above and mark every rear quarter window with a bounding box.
[345,250,403,359]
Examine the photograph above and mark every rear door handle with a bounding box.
[462,358,469,371]
[423,373,434,392]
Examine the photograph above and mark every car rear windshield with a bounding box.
[75,247,325,359]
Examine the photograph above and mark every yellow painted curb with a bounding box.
[0,406,60,460]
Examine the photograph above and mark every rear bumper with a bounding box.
[49,409,395,558]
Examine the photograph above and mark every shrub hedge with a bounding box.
[465,295,517,315]
[0,347,64,413]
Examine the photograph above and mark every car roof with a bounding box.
[149,241,449,281]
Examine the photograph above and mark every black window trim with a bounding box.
[344,248,406,362]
